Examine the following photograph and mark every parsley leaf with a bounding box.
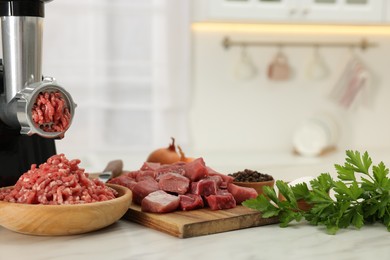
[243,150,390,234]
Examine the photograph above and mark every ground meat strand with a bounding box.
[228,169,274,182]
[32,91,71,132]
[0,154,117,205]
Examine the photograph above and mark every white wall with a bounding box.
[189,28,390,155]
[40,0,191,171]
[38,1,390,170]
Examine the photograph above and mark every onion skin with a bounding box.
[178,146,194,163]
[146,137,180,164]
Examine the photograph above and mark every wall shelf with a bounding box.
[222,37,378,51]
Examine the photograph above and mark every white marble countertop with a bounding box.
[2,149,390,259]
[1,218,389,260]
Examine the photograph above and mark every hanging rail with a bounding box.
[222,36,377,50]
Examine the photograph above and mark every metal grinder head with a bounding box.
[0,0,76,139]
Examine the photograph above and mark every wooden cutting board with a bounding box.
[123,205,279,238]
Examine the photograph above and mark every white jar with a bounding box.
[293,112,340,157]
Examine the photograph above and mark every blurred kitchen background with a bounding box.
[39,0,390,174]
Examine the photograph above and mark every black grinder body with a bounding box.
[0,0,57,187]
[0,121,56,187]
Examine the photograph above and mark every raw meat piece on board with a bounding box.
[132,179,159,205]
[158,172,190,195]
[107,175,137,191]
[140,162,161,171]
[227,183,258,204]
[183,158,208,182]
[191,179,217,197]
[206,193,236,210]
[179,193,204,211]
[141,190,180,213]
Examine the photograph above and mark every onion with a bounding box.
[146,137,180,164]
[178,146,194,163]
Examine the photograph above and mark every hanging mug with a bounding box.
[234,46,257,80]
[267,48,291,81]
[305,46,329,80]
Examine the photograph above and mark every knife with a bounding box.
[98,159,124,183]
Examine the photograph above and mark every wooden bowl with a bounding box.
[233,179,275,196]
[277,177,316,211]
[0,184,132,236]
[278,193,312,211]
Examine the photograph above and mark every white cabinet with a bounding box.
[193,0,297,22]
[192,0,385,24]
[385,0,390,23]
[299,0,385,23]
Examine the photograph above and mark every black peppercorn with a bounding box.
[228,169,273,182]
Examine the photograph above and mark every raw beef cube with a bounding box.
[141,190,180,213]
[217,189,230,195]
[227,183,258,204]
[158,172,190,195]
[122,170,141,179]
[136,170,156,182]
[191,179,217,196]
[179,194,204,211]
[156,163,186,177]
[140,162,161,171]
[184,158,208,182]
[132,179,159,205]
[206,193,236,210]
[207,167,234,183]
[205,175,223,188]
[107,175,137,191]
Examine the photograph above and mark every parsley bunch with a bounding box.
[243,150,390,234]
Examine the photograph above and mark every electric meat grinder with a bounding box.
[0,0,76,187]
